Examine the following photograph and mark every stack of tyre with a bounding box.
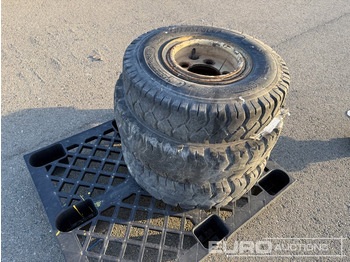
[114,26,290,209]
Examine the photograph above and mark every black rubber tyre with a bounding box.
[123,145,267,209]
[115,82,282,185]
[122,25,290,144]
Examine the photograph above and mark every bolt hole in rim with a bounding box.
[180,62,190,68]
[162,36,252,84]
[188,64,221,76]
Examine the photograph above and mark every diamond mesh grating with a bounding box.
[46,127,127,208]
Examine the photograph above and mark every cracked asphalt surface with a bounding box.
[2,0,350,261]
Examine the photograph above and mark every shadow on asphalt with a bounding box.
[271,136,350,172]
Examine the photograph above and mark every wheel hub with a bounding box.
[162,36,252,85]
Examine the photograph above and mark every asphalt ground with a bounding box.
[2,1,350,261]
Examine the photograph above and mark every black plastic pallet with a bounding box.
[24,120,295,262]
